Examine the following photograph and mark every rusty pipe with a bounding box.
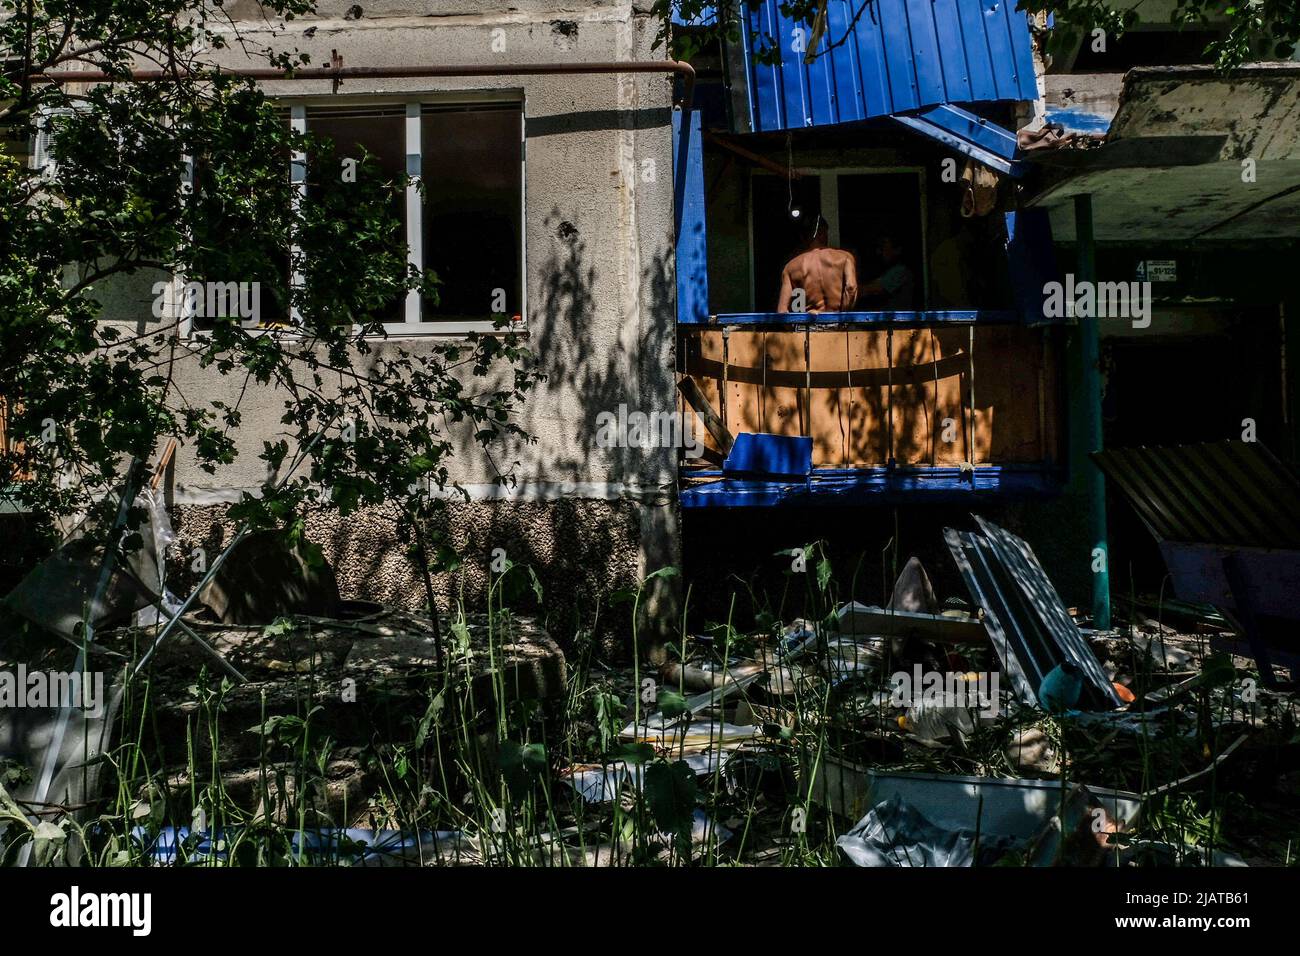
[32,60,697,110]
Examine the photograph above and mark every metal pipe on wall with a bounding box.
[32,60,698,110]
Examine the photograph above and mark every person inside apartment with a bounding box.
[856,234,915,310]
[776,214,859,314]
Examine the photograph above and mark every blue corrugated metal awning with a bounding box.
[734,0,1039,132]
[892,103,1022,174]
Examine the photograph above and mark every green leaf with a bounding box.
[32,821,67,867]
[1200,651,1236,688]
[498,740,547,797]
[611,742,654,764]
[414,690,446,748]
[521,742,547,773]
[656,688,689,719]
[644,760,698,850]
[816,555,832,592]
[609,588,638,606]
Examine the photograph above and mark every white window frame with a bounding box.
[185,91,527,339]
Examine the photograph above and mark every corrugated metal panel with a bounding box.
[679,465,1061,507]
[891,103,1022,175]
[946,516,1122,709]
[736,0,1038,133]
[1093,442,1300,549]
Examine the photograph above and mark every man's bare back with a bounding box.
[778,246,858,314]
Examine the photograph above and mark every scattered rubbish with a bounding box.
[779,619,818,658]
[561,748,740,805]
[898,697,984,744]
[0,678,125,863]
[133,487,184,628]
[1005,725,1058,774]
[1037,661,1083,713]
[4,480,1268,869]
[1139,733,1249,800]
[135,826,476,866]
[820,636,886,682]
[838,794,1015,867]
[837,780,1136,868]
[620,667,763,740]
[1142,673,1200,706]
[661,660,763,693]
[887,556,939,613]
[1124,841,1249,868]
[833,601,986,646]
[561,763,641,804]
[809,765,1141,850]
[4,497,165,639]
[1021,782,1127,866]
[625,720,760,752]
[1130,634,1194,671]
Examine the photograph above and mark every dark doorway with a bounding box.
[751,173,821,312]
[837,172,924,310]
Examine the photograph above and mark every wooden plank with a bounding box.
[677,376,735,454]
[834,601,988,644]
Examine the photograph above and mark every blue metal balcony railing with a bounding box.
[678,309,1020,328]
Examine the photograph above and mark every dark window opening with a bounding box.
[750,172,924,312]
[1070,29,1225,72]
[751,174,821,312]
[420,103,522,324]
[837,173,923,311]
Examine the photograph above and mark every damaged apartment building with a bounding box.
[6,0,1300,659]
[672,0,1300,670]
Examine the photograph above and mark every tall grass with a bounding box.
[1,542,1292,867]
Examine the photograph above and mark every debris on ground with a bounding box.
[4,506,1295,867]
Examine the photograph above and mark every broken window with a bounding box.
[186,110,293,332]
[29,94,525,335]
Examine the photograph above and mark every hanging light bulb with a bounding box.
[786,131,800,222]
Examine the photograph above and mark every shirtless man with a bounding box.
[776,216,858,314]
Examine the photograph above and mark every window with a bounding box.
[420,104,523,325]
[1068,28,1227,73]
[302,98,524,334]
[306,105,408,326]
[185,97,525,336]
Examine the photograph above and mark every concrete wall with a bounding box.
[99,3,684,632]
